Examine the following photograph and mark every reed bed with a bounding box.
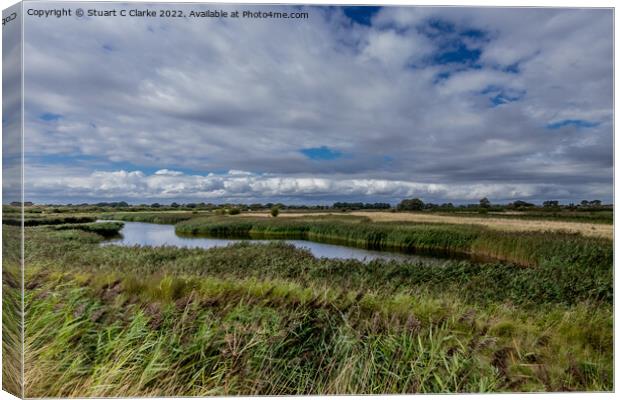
[175,216,612,268]
[53,222,124,237]
[102,212,197,225]
[3,215,97,226]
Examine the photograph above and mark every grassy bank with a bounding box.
[3,215,97,226]
[53,221,124,237]
[175,216,612,268]
[101,212,198,225]
[272,212,612,239]
[11,220,613,395]
[433,210,612,224]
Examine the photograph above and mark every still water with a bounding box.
[101,221,447,264]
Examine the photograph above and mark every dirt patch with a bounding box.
[90,309,106,323]
[491,347,512,381]
[100,279,122,302]
[145,302,163,329]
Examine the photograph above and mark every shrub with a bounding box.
[397,198,425,211]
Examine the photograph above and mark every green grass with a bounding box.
[9,216,613,396]
[101,212,199,225]
[175,216,612,268]
[23,270,612,395]
[3,215,97,226]
[433,210,613,224]
[53,222,124,237]
[2,226,22,397]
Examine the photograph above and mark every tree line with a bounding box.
[395,197,610,212]
[9,198,611,212]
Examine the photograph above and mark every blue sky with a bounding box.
[16,5,613,204]
[300,146,343,161]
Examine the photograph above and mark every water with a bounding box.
[100,221,449,264]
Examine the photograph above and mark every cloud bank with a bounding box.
[25,168,611,205]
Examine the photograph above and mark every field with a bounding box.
[247,211,613,239]
[3,209,613,396]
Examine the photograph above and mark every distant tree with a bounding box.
[479,197,491,209]
[577,200,602,209]
[333,202,391,210]
[543,200,559,208]
[228,208,241,215]
[510,200,535,209]
[151,203,161,208]
[270,206,280,217]
[397,198,425,211]
[170,202,180,208]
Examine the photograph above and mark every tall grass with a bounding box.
[10,216,613,396]
[176,217,482,254]
[53,222,124,237]
[2,226,22,397]
[3,215,96,226]
[2,270,22,397]
[22,268,612,396]
[175,216,612,268]
[435,210,613,224]
[102,212,197,225]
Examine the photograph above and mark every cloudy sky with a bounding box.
[18,4,613,205]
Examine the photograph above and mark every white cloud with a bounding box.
[227,170,254,176]
[361,29,433,69]
[154,169,184,176]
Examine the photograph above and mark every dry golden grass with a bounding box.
[246,211,612,239]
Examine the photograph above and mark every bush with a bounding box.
[397,198,425,211]
[270,207,280,217]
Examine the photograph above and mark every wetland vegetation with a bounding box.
[2,204,613,395]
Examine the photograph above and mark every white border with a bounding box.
[0,1,616,400]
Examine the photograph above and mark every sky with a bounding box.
[14,4,613,205]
